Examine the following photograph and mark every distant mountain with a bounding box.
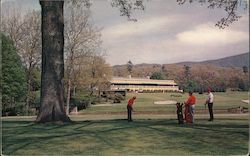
[112,52,249,77]
[177,52,249,68]
[112,53,248,92]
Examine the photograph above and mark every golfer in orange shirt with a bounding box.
[127,96,136,122]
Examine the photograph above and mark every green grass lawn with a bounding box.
[2,91,249,155]
[84,91,249,113]
[2,116,249,155]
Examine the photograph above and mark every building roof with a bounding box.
[110,77,178,85]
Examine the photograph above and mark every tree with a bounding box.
[1,8,24,50]
[110,0,145,21]
[2,10,42,115]
[238,79,249,91]
[242,65,248,74]
[78,55,112,93]
[21,11,42,115]
[177,0,248,29]
[76,54,112,106]
[36,1,70,123]
[2,34,27,114]
[64,2,102,115]
[150,72,165,80]
[184,65,191,78]
[127,60,133,75]
[161,65,168,78]
[185,80,197,92]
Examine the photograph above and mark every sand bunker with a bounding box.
[241,100,249,104]
[154,100,177,105]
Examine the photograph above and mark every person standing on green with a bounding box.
[184,91,196,123]
[127,96,136,122]
[205,88,214,121]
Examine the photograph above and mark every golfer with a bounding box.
[184,91,196,123]
[127,96,136,122]
[205,88,214,121]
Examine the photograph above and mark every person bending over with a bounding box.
[127,96,136,122]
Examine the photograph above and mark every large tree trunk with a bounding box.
[36,0,70,123]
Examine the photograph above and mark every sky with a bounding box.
[2,0,249,65]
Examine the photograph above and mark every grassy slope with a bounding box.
[2,117,249,155]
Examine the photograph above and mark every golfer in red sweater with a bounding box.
[184,91,196,123]
[127,96,136,122]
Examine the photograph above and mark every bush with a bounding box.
[2,102,26,116]
[112,93,124,103]
[70,98,88,110]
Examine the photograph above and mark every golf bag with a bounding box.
[176,103,184,124]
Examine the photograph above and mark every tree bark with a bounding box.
[36,0,70,123]
[66,49,74,115]
[66,78,71,115]
[26,67,32,115]
[26,60,34,115]
[73,86,76,96]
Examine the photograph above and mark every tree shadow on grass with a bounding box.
[2,118,249,155]
[2,122,90,154]
[2,119,172,154]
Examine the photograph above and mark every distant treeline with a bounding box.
[113,62,249,92]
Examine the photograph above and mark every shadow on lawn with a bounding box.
[2,119,249,155]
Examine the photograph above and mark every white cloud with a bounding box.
[102,16,178,40]
[176,23,249,46]
[106,28,249,65]
[99,2,249,65]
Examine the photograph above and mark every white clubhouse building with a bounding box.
[110,76,180,92]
